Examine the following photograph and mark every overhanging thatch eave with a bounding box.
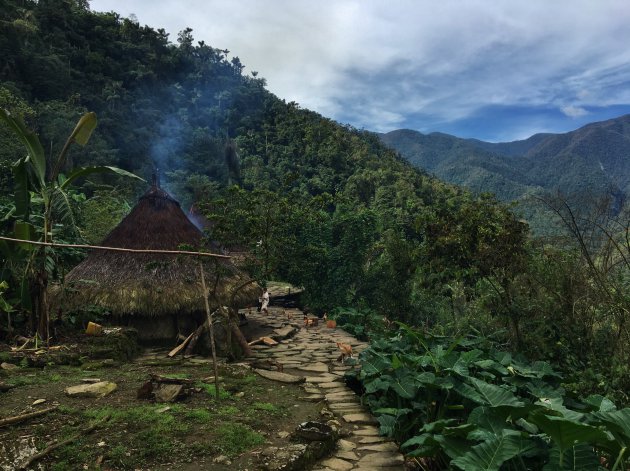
[52,274,259,317]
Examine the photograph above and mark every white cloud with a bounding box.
[561,105,588,118]
[90,0,630,139]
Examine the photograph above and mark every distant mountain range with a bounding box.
[379,114,630,235]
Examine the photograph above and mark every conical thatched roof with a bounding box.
[58,184,258,316]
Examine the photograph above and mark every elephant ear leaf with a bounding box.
[530,413,609,455]
[592,409,630,447]
[451,429,527,471]
[542,443,600,471]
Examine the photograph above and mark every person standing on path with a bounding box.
[261,288,270,314]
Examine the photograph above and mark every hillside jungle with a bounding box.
[1,1,629,470]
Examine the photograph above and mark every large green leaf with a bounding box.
[467,406,512,441]
[390,368,418,399]
[530,413,610,454]
[364,376,392,394]
[455,378,524,407]
[451,429,526,471]
[591,409,630,448]
[542,443,600,471]
[68,111,97,146]
[583,395,616,413]
[0,108,45,188]
[60,165,144,190]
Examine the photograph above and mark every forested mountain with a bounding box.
[381,115,630,234]
[1,0,629,444]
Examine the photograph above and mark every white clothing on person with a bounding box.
[261,290,270,311]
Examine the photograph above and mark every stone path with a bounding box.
[245,307,406,471]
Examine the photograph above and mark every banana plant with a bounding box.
[0,108,143,340]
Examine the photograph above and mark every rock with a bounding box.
[335,450,359,461]
[342,413,378,425]
[156,406,171,413]
[213,455,231,465]
[357,452,405,467]
[260,444,308,471]
[65,381,117,398]
[319,457,354,470]
[277,431,291,439]
[81,378,101,383]
[298,362,329,373]
[296,421,334,441]
[359,435,388,444]
[32,399,46,405]
[337,439,357,451]
[254,368,305,384]
[358,441,399,452]
[352,426,380,436]
[0,362,17,371]
[273,325,297,340]
[154,384,183,403]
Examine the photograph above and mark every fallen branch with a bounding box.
[18,415,110,470]
[0,236,230,259]
[0,406,58,428]
[248,336,278,346]
[184,322,207,356]
[167,330,195,357]
[10,345,65,353]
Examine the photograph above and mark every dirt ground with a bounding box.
[0,316,322,471]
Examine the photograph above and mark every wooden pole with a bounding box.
[0,406,58,428]
[199,262,220,400]
[0,236,231,259]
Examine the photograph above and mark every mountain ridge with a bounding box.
[379,114,630,233]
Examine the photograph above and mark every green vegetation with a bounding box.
[0,2,628,470]
[349,324,630,470]
[214,424,266,457]
[380,121,630,238]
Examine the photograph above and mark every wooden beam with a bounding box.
[0,236,231,259]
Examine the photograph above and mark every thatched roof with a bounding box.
[57,185,259,316]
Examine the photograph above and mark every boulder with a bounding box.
[254,368,305,384]
[65,381,117,398]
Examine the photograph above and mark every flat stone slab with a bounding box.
[306,375,340,383]
[352,426,380,436]
[273,325,298,340]
[358,436,388,444]
[254,368,305,384]
[319,457,354,471]
[337,439,357,451]
[342,413,378,425]
[358,442,399,452]
[326,392,358,401]
[298,362,330,373]
[319,381,347,389]
[335,451,359,461]
[357,452,405,467]
[65,381,117,398]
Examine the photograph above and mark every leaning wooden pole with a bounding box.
[199,262,220,400]
[0,236,231,259]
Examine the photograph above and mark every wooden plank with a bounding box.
[167,330,195,357]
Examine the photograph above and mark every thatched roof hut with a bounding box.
[57,183,258,341]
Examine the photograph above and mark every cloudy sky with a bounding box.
[90,0,630,142]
